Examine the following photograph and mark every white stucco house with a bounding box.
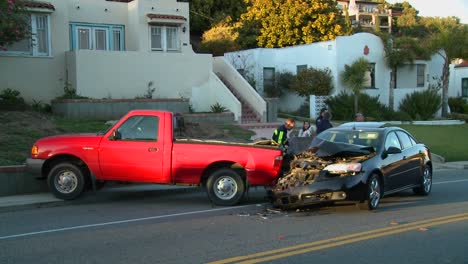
[0,0,266,123]
[225,33,463,118]
[450,60,468,99]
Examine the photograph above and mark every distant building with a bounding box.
[336,0,401,33]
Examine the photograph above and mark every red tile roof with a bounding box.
[455,60,468,68]
[147,14,187,21]
[23,1,55,10]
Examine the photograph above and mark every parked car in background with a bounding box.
[272,122,433,210]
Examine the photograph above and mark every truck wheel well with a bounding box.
[201,162,246,186]
[43,155,91,187]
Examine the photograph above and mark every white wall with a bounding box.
[192,73,242,122]
[67,50,212,99]
[449,65,468,98]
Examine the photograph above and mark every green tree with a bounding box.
[189,0,246,36]
[340,57,370,114]
[199,17,239,55]
[420,17,468,116]
[238,0,345,48]
[396,2,418,30]
[0,0,30,48]
[379,33,429,110]
[290,67,334,97]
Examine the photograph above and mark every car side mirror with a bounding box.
[109,129,122,140]
[382,146,401,158]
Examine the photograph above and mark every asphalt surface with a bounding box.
[0,169,467,264]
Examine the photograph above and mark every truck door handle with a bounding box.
[148,147,159,152]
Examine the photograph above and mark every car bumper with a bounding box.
[272,173,368,208]
[25,158,45,179]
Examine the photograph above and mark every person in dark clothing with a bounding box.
[315,107,328,128]
[316,111,332,134]
[272,118,295,146]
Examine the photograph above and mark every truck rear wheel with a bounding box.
[47,162,85,200]
[206,169,245,206]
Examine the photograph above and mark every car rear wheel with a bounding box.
[413,165,432,196]
[358,174,382,210]
[47,162,85,200]
[206,169,245,206]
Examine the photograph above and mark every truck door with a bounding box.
[98,115,165,182]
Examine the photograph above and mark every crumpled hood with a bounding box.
[308,139,375,158]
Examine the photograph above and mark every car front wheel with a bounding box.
[47,162,85,200]
[206,169,245,206]
[358,174,382,210]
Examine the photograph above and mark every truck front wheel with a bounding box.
[206,169,245,206]
[47,162,86,200]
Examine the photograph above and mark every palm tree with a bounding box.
[379,33,428,110]
[340,57,370,114]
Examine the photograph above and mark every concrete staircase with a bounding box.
[216,74,261,124]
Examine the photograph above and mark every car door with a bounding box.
[395,131,422,186]
[98,115,164,182]
[380,131,406,191]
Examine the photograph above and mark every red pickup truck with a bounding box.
[26,110,283,205]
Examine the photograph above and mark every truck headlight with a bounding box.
[324,163,362,174]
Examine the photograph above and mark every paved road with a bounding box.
[0,169,467,264]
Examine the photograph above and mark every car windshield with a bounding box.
[315,129,382,152]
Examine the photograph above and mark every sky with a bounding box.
[386,0,468,24]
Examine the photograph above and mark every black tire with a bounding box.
[413,165,432,196]
[47,162,86,200]
[206,169,245,206]
[358,174,382,210]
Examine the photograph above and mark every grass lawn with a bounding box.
[398,124,468,162]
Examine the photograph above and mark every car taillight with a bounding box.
[273,155,283,171]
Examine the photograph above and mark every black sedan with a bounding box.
[272,122,433,210]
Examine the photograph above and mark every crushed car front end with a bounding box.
[271,140,376,209]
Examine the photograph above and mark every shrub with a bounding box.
[31,100,52,113]
[398,89,441,120]
[448,97,466,113]
[290,67,334,96]
[325,91,389,120]
[210,102,227,113]
[0,88,27,110]
[449,112,468,122]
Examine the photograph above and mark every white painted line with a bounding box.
[433,179,468,185]
[0,204,262,240]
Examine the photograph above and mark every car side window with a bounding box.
[384,132,401,150]
[396,131,413,150]
[115,115,159,141]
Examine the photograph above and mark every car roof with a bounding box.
[338,122,387,129]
